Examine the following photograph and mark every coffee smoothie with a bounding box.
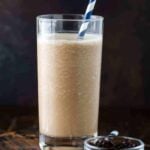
[37,33,102,138]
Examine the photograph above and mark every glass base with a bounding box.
[39,134,93,150]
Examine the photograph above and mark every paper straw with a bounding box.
[78,0,97,38]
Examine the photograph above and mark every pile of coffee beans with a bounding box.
[89,136,140,149]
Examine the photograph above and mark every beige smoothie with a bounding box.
[37,33,102,137]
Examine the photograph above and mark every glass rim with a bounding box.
[36,14,104,22]
[84,136,144,150]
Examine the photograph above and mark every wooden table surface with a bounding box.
[0,107,149,150]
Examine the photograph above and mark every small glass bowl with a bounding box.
[84,136,144,150]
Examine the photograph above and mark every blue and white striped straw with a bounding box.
[78,0,97,38]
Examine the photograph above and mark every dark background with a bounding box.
[0,0,149,109]
[0,0,150,146]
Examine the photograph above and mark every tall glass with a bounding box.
[37,14,104,150]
